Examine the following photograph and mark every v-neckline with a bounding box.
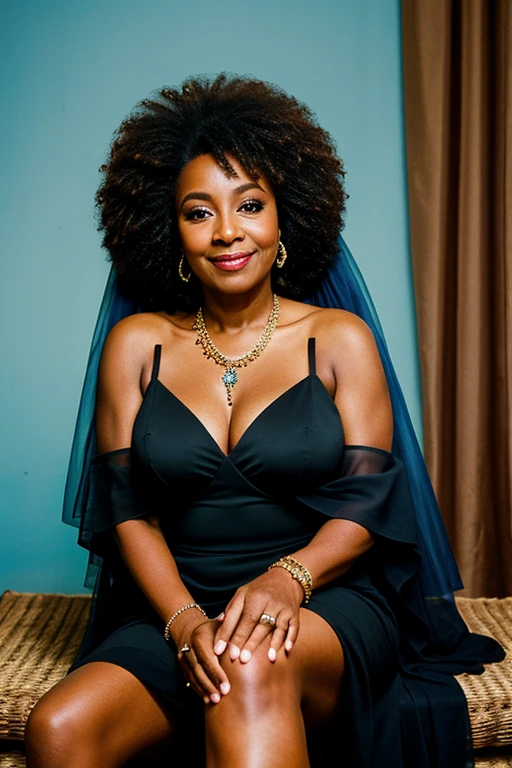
[151,374,329,460]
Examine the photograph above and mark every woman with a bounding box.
[26,74,503,768]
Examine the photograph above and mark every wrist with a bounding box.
[268,556,313,604]
[170,610,209,649]
[267,568,304,606]
[164,602,207,643]
[268,564,304,603]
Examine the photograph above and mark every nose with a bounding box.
[212,210,243,245]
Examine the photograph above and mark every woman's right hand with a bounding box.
[172,613,231,705]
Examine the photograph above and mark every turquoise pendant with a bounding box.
[222,368,238,406]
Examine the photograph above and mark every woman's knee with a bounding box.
[25,692,87,765]
[25,662,177,767]
[219,643,300,710]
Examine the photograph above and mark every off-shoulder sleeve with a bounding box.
[295,445,422,628]
[78,447,150,557]
[296,445,417,545]
[296,445,504,668]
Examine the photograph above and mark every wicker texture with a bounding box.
[0,592,91,740]
[474,754,512,767]
[456,598,512,750]
[0,748,26,767]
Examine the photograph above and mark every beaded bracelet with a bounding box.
[164,602,207,642]
[268,556,313,604]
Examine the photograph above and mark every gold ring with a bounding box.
[180,643,191,653]
[259,613,276,627]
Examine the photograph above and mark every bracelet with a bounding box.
[268,556,313,604]
[164,602,207,642]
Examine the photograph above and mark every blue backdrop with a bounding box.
[0,0,420,593]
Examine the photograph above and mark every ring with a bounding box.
[259,613,277,627]
[180,643,191,653]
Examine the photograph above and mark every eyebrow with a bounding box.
[179,181,265,209]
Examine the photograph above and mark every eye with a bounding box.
[184,206,211,221]
[239,199,264,214]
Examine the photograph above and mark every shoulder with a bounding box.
[306,309,392,448]
[103,311,187,353]
[280,299,373,344]
[278,299,379,371]
[303,307,379,366]
[99,312,181,380]
[311,307,374,342]
[105,311,178,344]
[308,307,387,405]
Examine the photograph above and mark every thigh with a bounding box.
[26,661,181,767]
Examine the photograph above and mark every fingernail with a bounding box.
[217,612,225,621]
[229,645,240,660]
[285,640,293,652]
[210,693,221,704]
[240,649,251,663]
[268,647,277,662]
[220,682,230,695]
[204,696,210,705]
[214,640,226,655]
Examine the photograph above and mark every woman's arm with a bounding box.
[213,311,392,661]
[96,317,230,703]
[288,311,392,587]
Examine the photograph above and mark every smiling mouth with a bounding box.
[209,251,255,270]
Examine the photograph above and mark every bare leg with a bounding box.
[205,609,344,768]
[25,662,180,768]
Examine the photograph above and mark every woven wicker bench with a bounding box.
[0,592,511,767]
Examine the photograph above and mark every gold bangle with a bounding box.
[164,603,207,642]
[268,556,313,604]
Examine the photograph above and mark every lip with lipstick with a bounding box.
[209,251,255,271]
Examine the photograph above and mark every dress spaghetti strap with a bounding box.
[307,337,316,375]
[151,344,162,382]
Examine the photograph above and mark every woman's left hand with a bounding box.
[212,567,304,663]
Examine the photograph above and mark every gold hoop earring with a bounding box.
[179,254,191,283]
[276,238,287,269]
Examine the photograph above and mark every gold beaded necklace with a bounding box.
[193,294,280,406]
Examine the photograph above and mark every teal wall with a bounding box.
[0,0,421,593]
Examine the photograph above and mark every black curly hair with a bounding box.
[96,73,347,312]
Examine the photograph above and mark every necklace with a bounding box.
[193,294,280,406]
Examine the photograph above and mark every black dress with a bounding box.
[70,339,504,768]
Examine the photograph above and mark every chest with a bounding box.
[132,374,345,499]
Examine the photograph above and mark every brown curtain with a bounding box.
[401,0,512,596]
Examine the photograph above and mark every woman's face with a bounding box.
[175,153,279,297]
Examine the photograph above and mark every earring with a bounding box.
[179,253,191,283]
[276,234,287,269]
